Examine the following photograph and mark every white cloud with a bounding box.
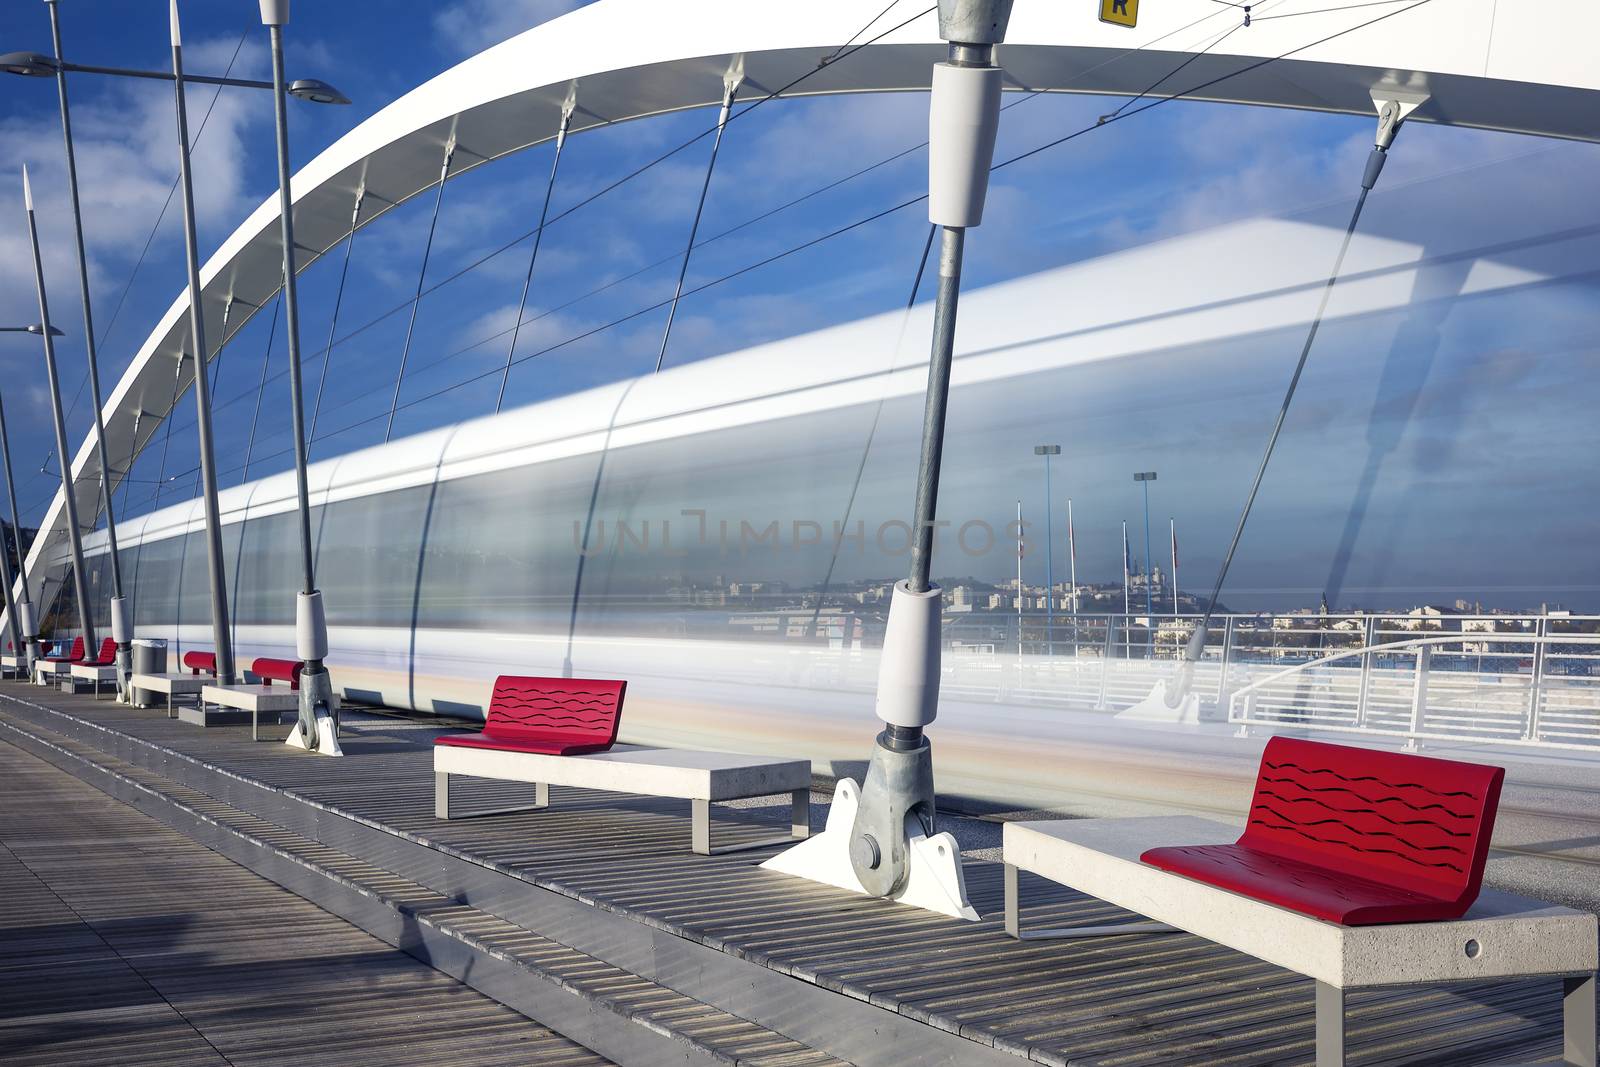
[432,0,593,60]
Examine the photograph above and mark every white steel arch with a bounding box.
[17,0,1600,614]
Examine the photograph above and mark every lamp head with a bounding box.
[0,51,59,77]
[26,324,64,337]
[288,78,349,105]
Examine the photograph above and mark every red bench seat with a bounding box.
[252,657,303,690]
[1141,737,1504,925]
[42,636,86,665]
[81,638,118,668]
[183,650,217,676]
[435,676,625,757]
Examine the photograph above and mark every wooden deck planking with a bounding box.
[3,687,1591,1066]
[0,735,612,1067]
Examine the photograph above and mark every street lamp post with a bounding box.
[1134,471,1157,652]
[0,324,59,671]
[43,0,132,698]
[1034,445,1060,657]
[167,1,236,684]
[1,2,348,693]
[261,0,341,755]
[22,169,97,670]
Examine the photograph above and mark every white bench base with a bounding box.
[32,660,74,686]
[130,673,211,715]
[434,742,810,856]
[1004,816,1597,1067]
[68,663,120,699]
[198,684,310,741]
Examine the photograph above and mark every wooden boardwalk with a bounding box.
[0,735,610,1067]
[0,683,1590,1066]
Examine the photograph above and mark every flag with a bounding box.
[1122,521,1132,583]
[1170,522,1178,570]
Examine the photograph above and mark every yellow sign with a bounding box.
[1099,0,1138,27]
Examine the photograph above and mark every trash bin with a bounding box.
[132,638,167,708]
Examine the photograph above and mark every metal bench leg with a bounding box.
[692,792,816,857]
[791,788,810,841]
[1004,863,1175,940]
[1315,981,1345,1067]
[438,778,549,820]
[1005,863,1020,938]
[1567,974,1597,1067]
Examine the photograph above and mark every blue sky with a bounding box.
[1,1,1597,612]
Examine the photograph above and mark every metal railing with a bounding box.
[1223,631,1600,751]
[936,610,1600,750]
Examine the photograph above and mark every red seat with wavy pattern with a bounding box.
[82,638,119,667]
[1141,737,1504,925]
[434,676,625,757]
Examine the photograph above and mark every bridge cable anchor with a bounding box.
[764,0,1014,922]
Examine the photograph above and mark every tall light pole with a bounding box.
[1,4,348,691]
[261,0,344,755]
[0,324,59,669]
[43,0,131,697]
[22,168,96,661]
[1134,471,1157,651]
[166,1,235,684]
[1034,445,1059,656]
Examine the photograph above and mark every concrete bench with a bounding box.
[42,638,115,690]
[1004,738,1598,1066]
[196,657,315,740]
[2,652,29,678]
[32,636,86,685]
[433,676,811,855]
[130,673,211,715]
[197,683,300,739]
[435,743,812,855]
[68,662,119,698]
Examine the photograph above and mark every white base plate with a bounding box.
[761,779,979,921]
[1115,680,1200,725]
[284,709,344,757]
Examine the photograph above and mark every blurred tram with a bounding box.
[44,202,1600,813]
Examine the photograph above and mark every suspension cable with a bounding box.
[308,183,365,444]
[126,0,1436,508]
[384,137,456,443]
[1182,140,1394,667]
[59,28,250,427]
[240,295,282,484]
[656,74,741,374]
[497,97,573,412]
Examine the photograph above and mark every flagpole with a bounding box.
[1122,519,1131,659]
[1066,497,1078,658]
[1015,499,1024,662]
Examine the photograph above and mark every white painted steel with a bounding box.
[15,0,1600,629]
[927,62,1002,228]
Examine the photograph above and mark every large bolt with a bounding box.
[851,833,882,871]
